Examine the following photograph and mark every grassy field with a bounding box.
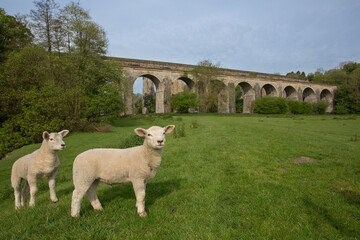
[0,114,359,239]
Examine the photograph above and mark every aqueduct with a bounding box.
[107,57,337,114]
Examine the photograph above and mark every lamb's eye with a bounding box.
[147,134,152,137]
[50,138,54,141]
[163,132,165,135]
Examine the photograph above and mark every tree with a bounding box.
[30,0,60,53]
[171,91,198,113]
[235,85,243,113]
[347,68,360,112]
[190,60,222,112]
[143,93,155,113]
[60,2,107,55]
[0,8,33,62]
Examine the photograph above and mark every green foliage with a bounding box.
[0,46,125,158]
[0,8,33,62]
[172,123,185,138]
[86,83,125,121]
[133,93,143,114]
[347,68,360,112]
[117,134,144,149]
[60,1,108,55]
[143,93,155,113]
[286,71,306,78]
[312,101,329,114]
[252,96,289,114]
[310,62,360,113]
[190,119,199,129]
[249,72,258,77]
[333,84,356,114]
[235,85,243,113]
[170,91,198,113]
[287,100,312,114]
[190,60,223,113]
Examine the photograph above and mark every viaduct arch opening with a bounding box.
[133,75,159,114]
[303,87,317,103]
[236,82,255,113]
[283,86,298,100]
[320,89,333,112]
[261,84,277,97]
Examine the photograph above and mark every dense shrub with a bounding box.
[236,99,243,113]
[143,93,156,113]
[312,101,329,114]
[287,100,312,114]
[171,91,198,113]
[252,96,289,114]
[0,47,125,159]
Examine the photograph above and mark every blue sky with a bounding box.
[3,0,360,93]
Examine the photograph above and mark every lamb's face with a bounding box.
[135,125,175,150]
[43,130,69,151]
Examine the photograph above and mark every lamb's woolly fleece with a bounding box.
[11,130,69,209]
[71,125,175,218]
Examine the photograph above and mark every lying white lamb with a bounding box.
[71,125,175,218]
[11,130,69,209]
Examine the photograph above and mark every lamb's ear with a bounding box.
[59,130,69,137]
[43,131,50,140]
[164,125,175,134]
[135,128,147,137]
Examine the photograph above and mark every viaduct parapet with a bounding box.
[106,57,337,114]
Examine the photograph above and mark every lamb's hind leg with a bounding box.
[71,179,93,218]
[12,178,22,209]
[86,179,103,211]
[21,181,30,206]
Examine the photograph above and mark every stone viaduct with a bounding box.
[106,57,337,114]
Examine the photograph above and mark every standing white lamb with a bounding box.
[71,125,175,218]
[11,130,69,209]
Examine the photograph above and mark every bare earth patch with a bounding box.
[292,156,318,164]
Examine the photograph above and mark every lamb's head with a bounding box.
[135,125,175,149]
[43,130,69,151]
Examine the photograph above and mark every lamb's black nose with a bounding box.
[157,140,163,144]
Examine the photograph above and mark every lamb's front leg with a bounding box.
[132,179,147,217]
[48,169,58,203]
[28,176,38,207]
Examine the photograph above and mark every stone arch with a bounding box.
[237,82,255,113]
[137,74,160,89]
[303,87,317,103]
[171,77,195,95]
[283,86,298,100]
[320,89,333,112]
[261,84,277,97]
[133,73,164,114]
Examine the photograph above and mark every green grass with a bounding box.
[1,114,360,239]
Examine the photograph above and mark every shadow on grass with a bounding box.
[302,196,359,238]
[98,178,182,208]
[56,185,74,197]
[339,189,360,206]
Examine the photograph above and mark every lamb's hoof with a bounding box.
[15,205,21,210]
[94,207,103,211]
[51,198,59,203]
[138,209,148,218]
[71,213,80,218]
